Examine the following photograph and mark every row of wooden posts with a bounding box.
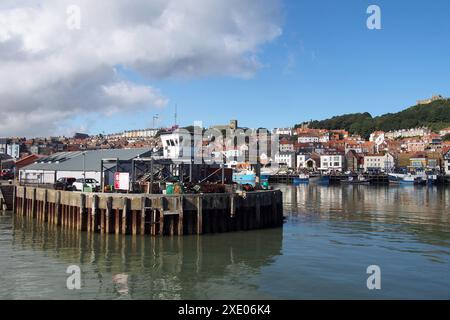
[14,186,284,236]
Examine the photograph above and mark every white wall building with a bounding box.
[444,150,450,176]
[123,128,158,139]
[298,136,319,144]
[385,128,431,140]
[439,127,450,137]
[275,152,296,168]
[319,155,344,172]
[273,128,293,136]
[279,143,294,152]
[363,153,395,172]
[297,154,307,169]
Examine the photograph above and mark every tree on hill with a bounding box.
[295,99,450,138]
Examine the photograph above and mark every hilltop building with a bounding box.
[417,94,446,105]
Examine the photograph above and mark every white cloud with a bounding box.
[0,0,282,136]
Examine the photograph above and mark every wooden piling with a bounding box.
[122,198,128,235]
[92,195,99,232]
[140,197,146,235]
[13,186,283,237]
[178,197,184,236]
[79,194,86,231]
[105,197,112,234]
[197,196,203,235]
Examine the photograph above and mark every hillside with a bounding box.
[296,99,450,139]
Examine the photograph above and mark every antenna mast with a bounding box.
[174,104,178,126]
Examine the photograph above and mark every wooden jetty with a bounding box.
[12,186,283,236]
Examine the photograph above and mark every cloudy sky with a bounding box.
[1,0,450,137]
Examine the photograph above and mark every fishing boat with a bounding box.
[293,173,309,184]
[388,173,426,185]
[232,170,269,186]
[341,175,370,185]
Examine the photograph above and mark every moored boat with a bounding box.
[341,175,370,185]
[232,170,269,186]
[293,173,309,184]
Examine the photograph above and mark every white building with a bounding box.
[363,153,395,172]
[279,142,295,152]
[275,152,296,169]
[297,154,307,169]
[439,127,450,137]
[273,128,293,136]
[385,127,431,140]
[444,150,450,176]
[319,134,330,143]
[297,154,317,170]
[123,128,159,139]
[160,131,201,160]
[319,155,344,172]
[298,135,319,144]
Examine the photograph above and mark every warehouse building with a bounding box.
[19,148,153,185]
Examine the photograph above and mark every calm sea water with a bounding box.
[0,184,449,300]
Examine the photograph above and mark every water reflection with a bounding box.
[281,184,450,262]
[1,184,450,299]
[8,214,283,299]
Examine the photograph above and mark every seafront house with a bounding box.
[363,153,395,173]
[408,156,428,171]
[443,148,450,175]
[275,151,296,169]
[345,150,363,172]
[319,154,345,172]
[296,154,318,171]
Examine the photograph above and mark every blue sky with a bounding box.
[83,0,450,134]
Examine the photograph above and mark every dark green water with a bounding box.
[0,184,449,299]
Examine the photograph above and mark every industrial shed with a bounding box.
[19,148,153,185]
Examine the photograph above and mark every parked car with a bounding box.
[0,169,13,180]
[54,177,76,190]
[72,178,100,192]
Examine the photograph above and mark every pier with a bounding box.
[13,186,283,236]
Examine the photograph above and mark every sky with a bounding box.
[1,0,449,137]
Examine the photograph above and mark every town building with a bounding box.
[443,148,450,176]
[273,128,293,136]
[275,152,296,169]
[319,154,345,172]
[345,150,363,172]
[439,127,450,137]
[363,153,395,172]
[279,141,295,152]
[297,134,319,144]
[385,127,431,140]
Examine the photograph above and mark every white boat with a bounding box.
[341,175,370,185]
[388,173,426,185]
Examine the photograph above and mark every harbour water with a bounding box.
[0,184,449,299]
